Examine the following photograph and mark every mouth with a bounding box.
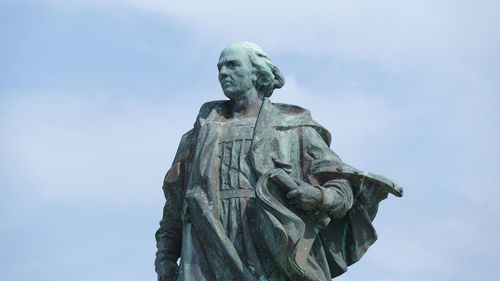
[222,81,232,87]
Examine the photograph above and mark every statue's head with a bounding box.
[217,42,285,99]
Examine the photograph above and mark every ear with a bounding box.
[251,73,259,83]
[257,75,272,87]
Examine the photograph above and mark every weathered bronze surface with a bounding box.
[155,42,403,281]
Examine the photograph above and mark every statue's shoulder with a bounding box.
[197,100,226,119]
[271,102,332,146]
[272,102,311,117]
[174,101,226,160]
[271,102,317,126]
[192,100,228,130]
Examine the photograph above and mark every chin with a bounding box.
[222,89,237,100]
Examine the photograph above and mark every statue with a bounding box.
[155,42,403,281]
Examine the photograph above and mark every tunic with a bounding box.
[218,118,285,280]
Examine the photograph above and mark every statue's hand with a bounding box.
[157,259,178,281]
[286,179,322,211]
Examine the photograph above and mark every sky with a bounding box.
[1,0,499,280]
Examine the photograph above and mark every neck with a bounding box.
[230,89,263,119]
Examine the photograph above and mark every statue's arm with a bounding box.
[315,179,353,219]
[299,126,354,219]
[155,164,183,277]
[155,130,194,280]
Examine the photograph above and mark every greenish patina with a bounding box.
[155,42,403,281]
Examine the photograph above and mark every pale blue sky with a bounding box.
[1,1,499,280]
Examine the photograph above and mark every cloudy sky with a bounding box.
[1,0,499,280]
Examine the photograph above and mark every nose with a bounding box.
[219,66,229,80]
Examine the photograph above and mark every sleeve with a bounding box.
[317,179,353,219]
[154,130,194,270]
[299,126,353,220]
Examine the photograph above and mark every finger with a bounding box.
[296,178,312,186]
[288,200,301,209]
[289,201,309,211]
[269,175,280,184]
[293,178,304,187]
[289,196,307,206]
[287,189,302,199]
[301,204,314,211]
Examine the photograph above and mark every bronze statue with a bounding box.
[155,42,403,281]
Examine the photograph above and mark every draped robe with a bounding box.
[155,99,403,281]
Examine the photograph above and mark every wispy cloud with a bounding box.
[120,0,500,67]
[0,91,198,203]
[23,0,500,65]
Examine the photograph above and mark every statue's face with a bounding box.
[217,46,256,100]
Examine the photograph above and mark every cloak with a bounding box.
[155,99,403,281]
